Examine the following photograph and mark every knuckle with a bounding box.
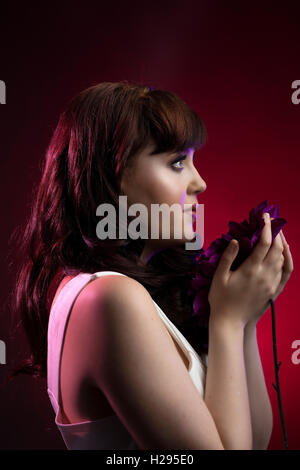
[274,263,282,273]
[271,286,277,297]
[263,279,275,297]
[275,256,284,267]
[261,238,271,248]
[268,284,277,297]
[272,244,282,255]
[242,264,255,278]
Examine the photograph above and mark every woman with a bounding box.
[9,81,293,450]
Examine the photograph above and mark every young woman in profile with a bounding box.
[9,81,293,450]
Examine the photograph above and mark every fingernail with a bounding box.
[229,239,237,250]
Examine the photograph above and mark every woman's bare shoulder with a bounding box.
[82,274,147,303]
[70,273,152,328]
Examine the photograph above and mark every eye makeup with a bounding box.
[170,155,187,171]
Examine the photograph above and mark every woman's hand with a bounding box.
[208,213,294,328]
[246,218,294,325]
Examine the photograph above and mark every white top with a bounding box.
[47,271,208,450]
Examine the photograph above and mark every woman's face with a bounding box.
[119,140,207,262]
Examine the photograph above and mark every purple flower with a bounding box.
[188,200,287,330]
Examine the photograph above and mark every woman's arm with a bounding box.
[204,315,253,449]
[242,225,293,449]
[243,319,273,449]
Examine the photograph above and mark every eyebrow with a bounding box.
[163,148,196,160]
[176,148,195,156]
[183,149,195,160]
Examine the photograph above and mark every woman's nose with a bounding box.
[190,168,207,195]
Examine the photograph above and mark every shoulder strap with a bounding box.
[151,299,198,360]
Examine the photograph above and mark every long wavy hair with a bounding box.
[5,80,208,384]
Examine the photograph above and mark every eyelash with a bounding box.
[171,155,187,171]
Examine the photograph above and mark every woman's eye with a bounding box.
[171,155,187,171]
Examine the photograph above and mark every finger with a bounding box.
[280,231,294,274]
[272,241,293,300]
[246,212,272,267]
[270,217,284,250]
[271,217,284,251]
[277,230,284,251]
[266,230,293,301]
[263,228,284,265]
[272,248,292,300]
[214,239,239,282]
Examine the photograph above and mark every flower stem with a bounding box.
[270,299,289,450]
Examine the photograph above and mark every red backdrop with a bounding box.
[0,1,299,450]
